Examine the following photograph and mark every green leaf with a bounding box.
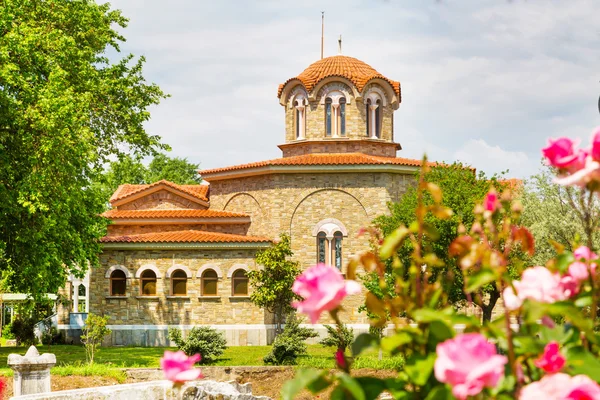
[412,307,452,323]
[352,333,379,357]
[355,377,387,400]
[381,332,414,353]
[404,353,436,386]
[281,368,328,400]
[424,385,454,400]
[555,253,575,274]
[428,320,454,349]
[465,268,497,293]
[337,373,366,400]
[575,294,592,308]
[513,335,543,356]
[565,346,600,382]
[380,226,410,259]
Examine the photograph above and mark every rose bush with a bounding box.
[283,135,600,399]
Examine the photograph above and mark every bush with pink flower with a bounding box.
[282,132,600,399]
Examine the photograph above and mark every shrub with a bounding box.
[2,323,14,340]
[11,317,37,346]
[41,327,65,345]
[81,314,111,364]
[319,323,354,351]
[168,326,227,364]
[264,314,317,365]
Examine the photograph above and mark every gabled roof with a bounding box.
[200,153,428,177]
[277,55,401,98]
[101,230,270,244]
[103,209,248,219]
[109,180,209,206]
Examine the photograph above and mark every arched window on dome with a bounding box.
[325,98,332,137]
[365,99,371,136]
[366,93,383,139]
[375,99,382,138]
[339,98,346,136]
[293,96,306,140]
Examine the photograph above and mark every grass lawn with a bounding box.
[0,344,403,381]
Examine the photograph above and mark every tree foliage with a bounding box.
[520,166,600,265]
[168,326,227,364]
[81,313,111,364]
[374,163,504,319]
[263,314,317,365]
[96,153,201,205]
[247,233,301,334]
[0,0,167,298]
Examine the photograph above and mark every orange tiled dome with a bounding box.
[278,55,400,98]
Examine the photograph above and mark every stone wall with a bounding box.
[118,190,206,211]
[279,139,399,158]
[86,248,272,346]
[208,171,414,325]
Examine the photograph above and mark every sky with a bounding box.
[108,0,600,179]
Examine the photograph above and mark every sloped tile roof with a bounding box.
[109,180,209,203]
[200,153,427,176]
[101,230,270,243]
[102,209,248,219]
[278,55,401,98]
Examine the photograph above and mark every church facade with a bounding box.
[59,55,425,346]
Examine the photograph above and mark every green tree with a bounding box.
[247,233,301,335]
[96,153,201,204]
[81,313,111,364]
[520,166,600,265]
[374,163,505,321]
[0,0,167,299]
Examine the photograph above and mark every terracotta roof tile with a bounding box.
[102,209,248,219]
[200,153,429,176]
[109,180,209,203]
[101,230,270,244]
[278,55,401,99]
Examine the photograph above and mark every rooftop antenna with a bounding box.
[321,12,324,59]
[338,35,342,54]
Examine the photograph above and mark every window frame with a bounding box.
[171,269,188,296]
[109,270,127,297]
[201,269,219,296]
[231,269,249,297]
[140,269,157,296]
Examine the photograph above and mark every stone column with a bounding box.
[295,105,305,139]
[370,104,379,139]
[72,281,80,312]
[332,104,339,137]
[8,346,57,396]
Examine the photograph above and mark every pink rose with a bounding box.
[573,246,598,262]
[503,267,570,310]
[291,263,361,324]
[484,191,500,212]
[534,341,565,374]
[434,333,507,400]
[554,155,600,187]
[560,275,580,298]
[520,373,600,400]
[568,262,590,283]
[543,138,581,169]
[590,127,600,162]
[160,350,203,383]
[335,349,347,369]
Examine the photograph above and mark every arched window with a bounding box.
[110,270,126,297]
[375,99,382,138]
[333,231,343,270]
[339,97,346,136]
[295,101,300,139]
[171,269,187,296]
[140,270,157,296]
[232,270,248,296]
[325,98,332,137]
[317,232,327,264]
[313,219,348,268]
[202,269,218,296]
[365,99,371,136]
[77,285,87,312]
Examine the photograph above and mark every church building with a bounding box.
[59,55,427,346]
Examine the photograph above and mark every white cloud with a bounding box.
[453,139,537,178]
